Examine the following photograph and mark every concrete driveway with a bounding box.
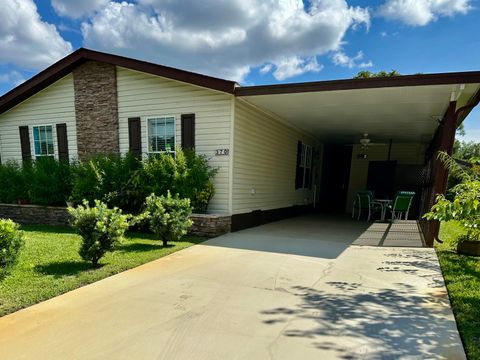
[0,215,465,359]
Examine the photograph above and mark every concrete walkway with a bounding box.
[0,215,465,359]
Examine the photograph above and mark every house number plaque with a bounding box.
[215,149,230,156]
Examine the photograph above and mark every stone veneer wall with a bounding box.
[73,61,119,160]
[0,204,231,238]
[189,214,231,237]
[0,204,69,227]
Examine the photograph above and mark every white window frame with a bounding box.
[299,143,312,189]
[146,116,176,155]
[32,124,55,159]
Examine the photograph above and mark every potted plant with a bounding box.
[424,152,480,256]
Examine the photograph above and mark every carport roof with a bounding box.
[236,80,480,143]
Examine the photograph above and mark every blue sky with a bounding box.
[0,0,479,141]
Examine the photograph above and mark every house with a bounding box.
[0,48,479,244]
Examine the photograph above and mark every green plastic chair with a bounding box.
[389,191,415,221]
[352,190,381,221]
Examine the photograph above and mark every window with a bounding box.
[295,142,313,189]
[33,125,54,158]
[147,116,175,154]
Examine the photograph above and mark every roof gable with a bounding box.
[0,48,237,115]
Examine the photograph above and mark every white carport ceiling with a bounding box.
[238,83,480,144]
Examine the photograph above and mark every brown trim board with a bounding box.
[231,205,311,232]
[235,72,480,96]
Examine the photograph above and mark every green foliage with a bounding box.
[0,150,217,213]
[0,161,27,203]
[354,70,401,78]
[27,157,73,206]
[453,140,480,161]
[437,222,480,360]
[70,153,142,210]
[447,140,480,196]
[133,149,217,213]
[172,150,217,213]
[68,200,130,266]
[0,219,24,279]
[424,152,480,242]
[143,192,193,246]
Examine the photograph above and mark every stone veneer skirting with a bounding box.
[0,204,231,238]
[73,61,119,160]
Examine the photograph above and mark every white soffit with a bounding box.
[239,83,480,144]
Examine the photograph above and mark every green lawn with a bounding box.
[0,225,205,317]
[437,222,480,360]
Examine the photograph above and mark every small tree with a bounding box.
[144,192,193,247]
[424,152,480,243]
[69,200,130,266]
[0,219,24,279]
[354,70,401,78]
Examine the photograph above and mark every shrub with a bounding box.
[424,152,480,244]
[70,153,142,211]
[27,157,73,206]
[0,219,24,279]
[144,192,193,247]
[68,200,130,266]
[140,149,217,213]
[177,150,217,213]
[0,162,27,203]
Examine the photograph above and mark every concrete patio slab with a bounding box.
[0,215,464,359]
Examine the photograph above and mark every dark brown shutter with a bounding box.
[295,141,303,189]
[19,126,31,163]
[128,117,142,157]
[181,113,195,150]
[56,123,69,161]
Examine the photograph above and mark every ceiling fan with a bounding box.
[356,133,386,149]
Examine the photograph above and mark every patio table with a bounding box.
[374,199,392,221]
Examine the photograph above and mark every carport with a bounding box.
[236,73,480,245]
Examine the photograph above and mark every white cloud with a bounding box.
[378,0,472,26]
[358,61,373,68]
[52,0,110,19]
[273,56,323,80]
[259,64,273,75]
[0,70,25,86]
[81,0,370,81]
[331,50,372,69]
[0,0,72,70]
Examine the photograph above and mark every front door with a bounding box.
[318,145,352,212]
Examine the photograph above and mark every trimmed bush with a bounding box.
[27,157,73,206]
[140,150,217,213]
[0,150,217,213]
[144,192,193,247]
[0,219,24,279]
[0,162,28,203]
[70,153,142,211]
[68,200,130,266]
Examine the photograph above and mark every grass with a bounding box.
[0,225,205,317]
[437,222,480,360]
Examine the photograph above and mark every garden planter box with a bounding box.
[457,240,480,257]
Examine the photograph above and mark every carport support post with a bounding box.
[423,101,457,246]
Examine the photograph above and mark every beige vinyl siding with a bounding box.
[0,74,77,162]
[232,99,317,214]
[116,67,233,214]
[346,143,427,212]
